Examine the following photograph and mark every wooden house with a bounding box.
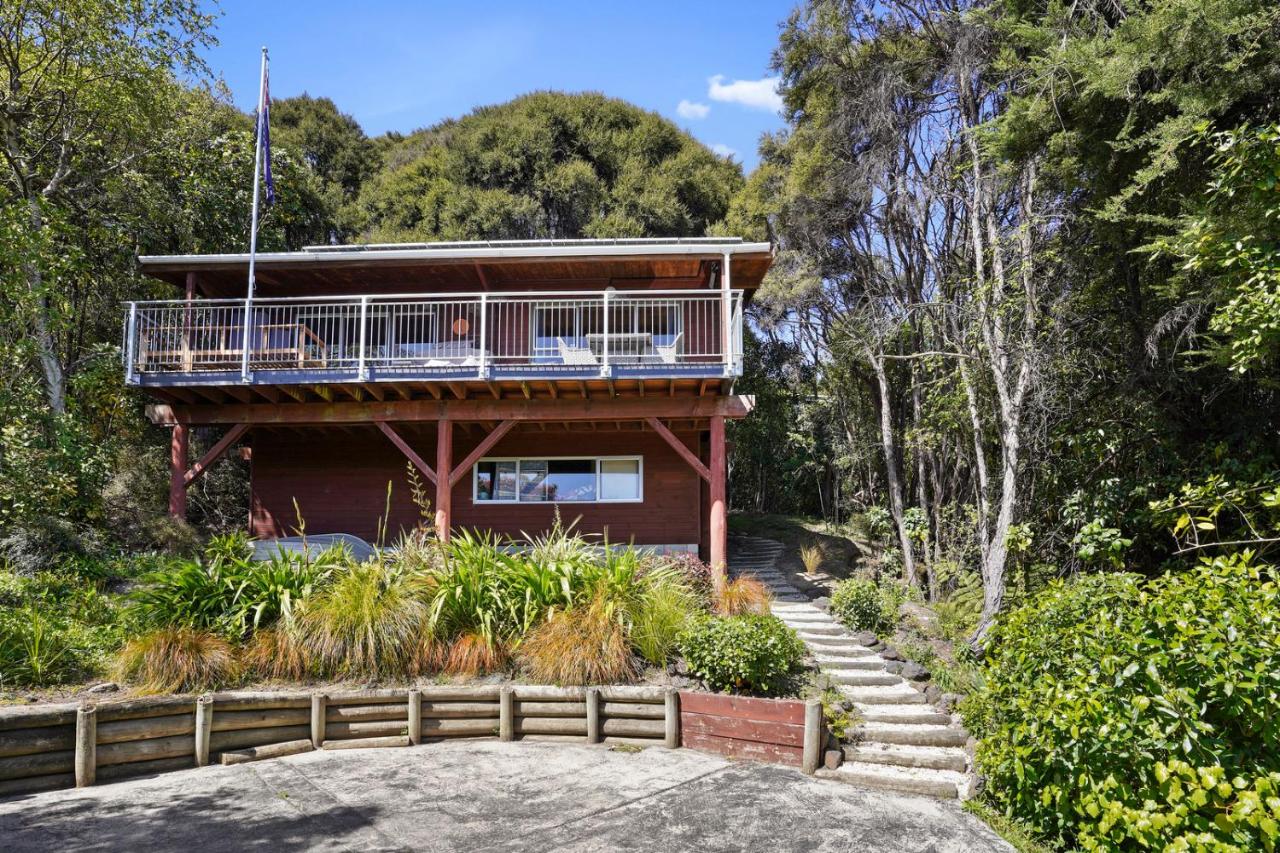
[127,238,773,570]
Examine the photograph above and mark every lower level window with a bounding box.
[474,457,641,503]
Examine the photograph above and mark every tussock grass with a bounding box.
[800,541,826,576]
[443,630,508,676]
[114,627,237,692]
[240,626,309,681]
[290,561,431,679]
[518,595,638,685]
[714,575,773,616]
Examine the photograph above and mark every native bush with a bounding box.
[679,614,806,695]
[830,578,892,633]
[0,569,129,686]
[130,534,340,638]
[964,554,1280,852]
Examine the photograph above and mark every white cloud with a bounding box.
[710,143,737,159]
[676,99,710,120]
[707,74,783,113]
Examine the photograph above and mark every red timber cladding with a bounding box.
[249,425,703,545]
[678,692,807,767]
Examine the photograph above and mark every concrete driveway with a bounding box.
[0,741,1010,852]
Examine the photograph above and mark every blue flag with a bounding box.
[259,60,276,206]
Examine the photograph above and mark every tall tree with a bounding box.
[0,0,214,413]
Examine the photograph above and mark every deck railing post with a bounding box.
[601,290,610,377]
[124,302,138,384]
[357,296,370,380]
[240,296,253,383]
[478,294,488,378]
[721,251,732,376]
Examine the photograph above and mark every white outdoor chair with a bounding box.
[557,337,598,366]
[654,332,683,364]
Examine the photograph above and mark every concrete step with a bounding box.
[854,723,970,748]
[814,653,885,666]
[828,671,902,687]
[817,762,963,799]
[800,637,872,651]
[856,705,953,726]
[841,742,969,773]
[841,686,928,705]
[791,623,847,636]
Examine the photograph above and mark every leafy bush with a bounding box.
[964,555,1280,852]
[0,569,129,686]
[654,551,714,603]
[680,614,806,695]
[130,534,338,638]
[830,578,895,633]
[114,627,237,692]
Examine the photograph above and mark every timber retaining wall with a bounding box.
[0,686,825,798]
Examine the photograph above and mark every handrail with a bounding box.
[126,288,743,306]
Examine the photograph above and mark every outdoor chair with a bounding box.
[557,337,598,366]
[654,332,683,364]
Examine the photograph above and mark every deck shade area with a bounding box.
[133,238,773,574]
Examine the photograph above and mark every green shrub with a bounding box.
[130,534,339,638]
[964,554,1280,852]
[830,578,899,633]
[680,614,806,695]
[0,569,129,686]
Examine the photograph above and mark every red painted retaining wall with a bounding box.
[678,692,807,767]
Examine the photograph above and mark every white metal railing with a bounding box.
[123,289,744,381]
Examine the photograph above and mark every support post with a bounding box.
[721,252,732,374]
[357,296,370,380]
[407,688,422,746]
[499,686,514,741]
[169,423,188,520]
[477,293,488,379]
[311,693,327,748]
[709,414,727,582]
[435,419,452,541]
[664,688,680,749]
[802,699,822,775]
[194,694,213,767]
[182,271,197,371]
[74,705,96,788]
[585,687,601,744]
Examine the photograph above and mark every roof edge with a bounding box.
[139,239,773,268]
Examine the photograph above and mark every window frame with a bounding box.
[472,455,644,505]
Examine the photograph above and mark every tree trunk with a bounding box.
[868,348,917,587]
[25,199,67,414]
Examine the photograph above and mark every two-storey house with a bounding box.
[125,237,772,571]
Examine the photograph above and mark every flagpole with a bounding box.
[241,45,268,383]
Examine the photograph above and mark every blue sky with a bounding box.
[203,1,793,172]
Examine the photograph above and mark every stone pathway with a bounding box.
[729,535,976,799]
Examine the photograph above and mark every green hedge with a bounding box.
[963,554,1280,851]
[680,614,806,695]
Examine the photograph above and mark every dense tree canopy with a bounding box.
[350,91,744,242]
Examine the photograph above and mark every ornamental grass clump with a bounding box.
[713,575,772,616]
[240,626,309,681]
[114,627,237,693]
[679,614,805,695]
[518,593,638,685]
[964,554,1280,852]
[799,541,826,576]
[290,560,430,679]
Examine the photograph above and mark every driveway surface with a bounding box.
[0,741,1010,852]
